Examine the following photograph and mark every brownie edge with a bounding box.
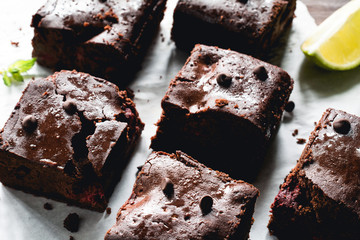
[105,151,259,240]
[268,108,360,240]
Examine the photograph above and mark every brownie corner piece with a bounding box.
[150,44,293,179]
[0,70,144,212]
[268,108,360,240]
[31,0,167,86]
[105,151,259,239]
[171,0,296,57]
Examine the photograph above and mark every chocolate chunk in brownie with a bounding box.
[268,108,360,240]
[150,45,293,180]
[0,70,144,212]
[31,0,167,86]
[171,0,296,58]
[105,151,259,240]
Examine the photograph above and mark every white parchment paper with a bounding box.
[0,1,359,239]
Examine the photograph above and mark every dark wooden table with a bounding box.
[302,0,350,24]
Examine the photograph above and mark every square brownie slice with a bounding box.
[171,0,296,57]
[0,70,144,212]
[268,108,360,240]
[150,44,293,179]
[105,151,259,240]
[31,0,167,86]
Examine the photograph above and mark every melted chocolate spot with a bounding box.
[200,196,213,215]
[216,74,232,87]
[333,119,351,134]
[161,178,174,199]
[253,66,268,81]
[63,100,77,115]
[285,101,295,112]
[21,115,37,132]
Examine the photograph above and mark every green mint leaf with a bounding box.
[8,57,36,73]
[2,71,12,86]
[11,70,24,82]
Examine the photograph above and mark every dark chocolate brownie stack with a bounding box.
[105,151,259,240]
[171,0,296,57]
[31,0,167,86]
[151,44,293,179]
[0,70,144,212]
[268,108,360,240]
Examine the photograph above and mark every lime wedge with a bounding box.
[301,0,360,71]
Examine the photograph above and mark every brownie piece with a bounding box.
[105,151,259,240]
[150,45,293,179]
[171,0,296,57]
[31,0,167,86]
[0,70,144,212]
[268,108,360,240]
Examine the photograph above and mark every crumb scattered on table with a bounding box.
[296,138,306,144]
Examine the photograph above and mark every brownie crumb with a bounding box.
[43,202,53,210]
[106,207,112,215]
[104,25,112,31]
[215,99,229,107]
[11,41,19,47]
[136,165,143,177]
[63,213,80,233]
[69,236,75,240]
[296,138,306,144]
[292,129,298,137]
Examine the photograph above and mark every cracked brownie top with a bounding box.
[0,70,143,177]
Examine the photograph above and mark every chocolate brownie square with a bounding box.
[268,108,360,240]
[150,44,293,179]
[0,70,144,212]
[105,151,259,240]
[171,0,296,57]
[31,0,167,86]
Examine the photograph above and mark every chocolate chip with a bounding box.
[63,213,80,233]
[285,101,295,112]
[238,0,248,3]
[22,115,37,132]
[333,119,351,134]
[216,74,232,87]
[161,178,174,198]
[200,196,213,215]
[253,66,268,81]
[63,100,77,115]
